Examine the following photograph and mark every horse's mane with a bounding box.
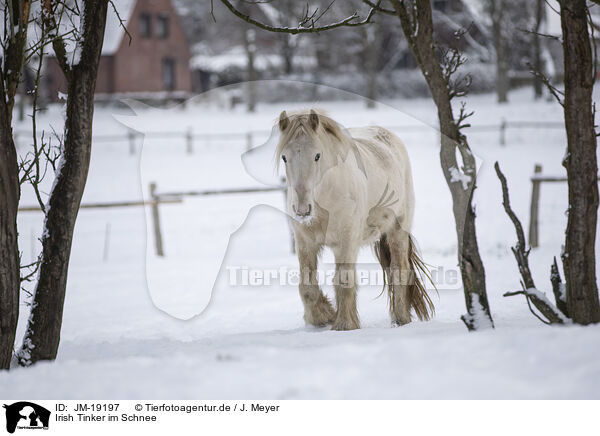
[275,109,354,163]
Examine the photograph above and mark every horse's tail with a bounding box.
[374,233,435,321]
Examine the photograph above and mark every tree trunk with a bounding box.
[0,0,31,370]
[245,28,257,112]
[391,0,493,329]
[560,0,600,324]
[281,34,294,74]
[532,0,545,99]
[364,22,381,108]
[490,0,508,103]
[18,0,110,365]
[0,73,21,370]
[239,1,257,111]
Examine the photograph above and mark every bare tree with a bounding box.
[220,0,494,330]
[559,0,600,324]
[494,162,567,324]
[244,28,257,112]
[498,0,600,326]
[0,0,32,370]
[0,74,21,371]
[15,0,111,366]
[377,0,494,329]
[489,0,508,102]
[363,20,381,108]
[532,0,546,99]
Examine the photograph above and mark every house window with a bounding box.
[157,14,170,39]
[162,58,176,90]
[140,13,152,37]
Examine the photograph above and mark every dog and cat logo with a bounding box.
[3,402,50,433]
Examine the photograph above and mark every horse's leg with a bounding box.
[387,225,412,325]
[297,241,335,326]
[331,244,360,331]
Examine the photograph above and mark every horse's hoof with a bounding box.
[331,319,360,331]
[305,305,336,327]
[392,315,412,326]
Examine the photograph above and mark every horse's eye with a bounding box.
[282,155,287,163]
[315,153,321,162]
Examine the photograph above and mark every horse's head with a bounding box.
[277,109,325,220]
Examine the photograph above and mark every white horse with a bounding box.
[276,109,433,330]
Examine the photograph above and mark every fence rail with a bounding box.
[17,197,182,213]
[14,119,565,154]
[528,164,600,248]
[148,182,289,257]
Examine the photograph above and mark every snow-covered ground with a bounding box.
[2,83,599,399]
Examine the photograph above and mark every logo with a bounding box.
[3,402,50,433]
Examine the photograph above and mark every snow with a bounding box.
[524,288,570,323]
[448,165,471,190]
[44,0,136,60]
[2,82,600,399]
[191,45,317,73]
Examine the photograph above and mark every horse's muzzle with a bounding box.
[293,203,312,217]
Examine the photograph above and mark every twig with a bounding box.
[550,257,568,317]
[219,0,378,34]
[42,0,73,80]
[362,0,395,15]
[210,0,216,22]
[109,0,132,46]
[495,162,566,324]
[526,61,564,106]
[517,27,560,41]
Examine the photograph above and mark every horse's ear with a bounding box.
[309,109,319,130]
[279,111,289,131]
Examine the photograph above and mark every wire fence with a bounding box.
[15,119,567,258]
[14,118,565,155]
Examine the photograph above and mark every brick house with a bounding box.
[45,0,192,100]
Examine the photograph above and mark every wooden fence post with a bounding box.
[528,164,543,248]
[149,182,165,257]
[186,127,193,154]
[500,118,507,146]
[128,130,136,155]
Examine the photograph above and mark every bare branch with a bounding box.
[109,0,132,46]
[526,61,564,106]
[2,0,32,117]
[550,257,568,317]
[42,0,72,79]
[210,0,217,22]
[517,27,561,41]
[456,101,474,130]
[503,289,552,324]
[219,0,378,34]
[495,162,566,324]
[362,0,395,15]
